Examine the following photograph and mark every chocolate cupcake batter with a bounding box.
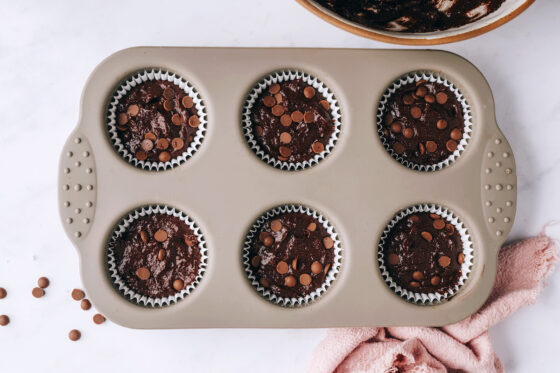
[381,79,465,166]
[248,212,335,298]
[113,213,201,299]
[251,79,334,164]
[114,80,200,164]
[315,0,507,33]
[383,212,464,294]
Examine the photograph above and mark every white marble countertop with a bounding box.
[0,1,559,372]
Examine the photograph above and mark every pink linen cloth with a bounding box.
[309,234,559,373]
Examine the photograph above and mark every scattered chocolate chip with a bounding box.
[284,275,296,287]
[270,220,282,232]
[136,267,150,280]
[260,278,270,288]
[446,139,458,152]
[32,287,44,298]
[279,146,292,158]
[263,235,274,247]
[408,215,419,223]
[69,329,81,341]
[403,95,414,105]
[163,87,175,100]
[171,113,183,126]
[255,126,263,137]
[157,249,165,261]
[292,258,298,270]
[291,110,304,122]
[93,314,105,325]
[251,256,261,267]
[140,230,148,243]
[276,261,289,275]
[390,122,402,133]
[280,132,292,144]
[410,107,422,119]
[263,96,275,107]
[135,150,147,161]
[425,141,437,153]
[418,143,425,154]
[269,83,280,94]
[412,271,424,281]
[430,214,440,219]
[431,276,441,286]
[307,222,317,232]
[424,94,435,103]
[320,100,330,111]
[311,261,323,274]
[421,232,432,242]
[299,273,312,286]
[403,128,413,139]
[0,315,9,326]
[323,236,334,249]
[274,93,283,104]
[117,113,129,125]
[141,139,154,151]
[433,219,445,230]
[181,96,194,109]
[416,86,427,97]
[71,289,85,301]
[280,114,292,127]
[173,279,184,291]
[80,299,91,311]
[271,105,284,117]
[387,253,400,265]
[163,99,175,111]
[145,132,157,141]
[127,104,139,117]
[0,287,6,299]
[436,119,448,130]
[171,137,184,150]
[393,142,404,154]
[158,151,171,162]
[188,115,200,128]
[312,141,324,154]
[303,86,316,99]
[303,111,314,124]
[38,277,49,289]
[409,281,420,288]
[458,252,465,265]
[324,263,330,274]
[436,92,448,104]
[438,256,451,268]
[445,224,455,235]
[450,128,462,140]
[154,229,168,242]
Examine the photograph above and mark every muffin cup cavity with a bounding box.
[107,68,207,171]
[106,205,208,307]
[242,204,342,307]
[378,204,473,305]
[242,70,342,171]
[377,72,472,172]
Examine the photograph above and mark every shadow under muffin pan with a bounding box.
[58,47,517,328]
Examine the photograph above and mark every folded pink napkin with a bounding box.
[309,234,559,373]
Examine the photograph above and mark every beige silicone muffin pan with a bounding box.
[58,47,516,328]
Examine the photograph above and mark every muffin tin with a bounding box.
[58,47,516,328]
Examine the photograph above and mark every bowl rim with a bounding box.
[296,0,535,45]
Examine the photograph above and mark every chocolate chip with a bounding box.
[433,219,445,230]
[390,122,402,133]
[403,95,414,105]
[421,232,432,242]
[260,278,270,288]
[279,146,292,158]
[431,276,441,286]
[139,231,148,244]
[127,104,139,117]
[173,279,184,291]
[424,94,435,103]
[323,236,334,249]
[418,143,425,154]
[171,137,184,150]
[291,110,304,122]
[184,237,194,247]
[269,83,280,94]
[172,113,183,126]
[280,114,292,127]
[409,281,420,288]
[445,223,455,235]
[116,125,128,132]
[38,277,49,289]
[403,128,413,139]
[163,99,175,111]
[163,87,175,99]
[263,96,275,108]
[450,128,462,140]
[393,142,404,154]
[311,261,323,274]
[71,289,85,301]
[320,100,330,111]
[181,96,194,109]
[258,231,269,242]
[270,220,282,232]
[416,86,427,98]
[81,299,91,311]
[408,215,419,223]
[284,275,296,287]
[385,113,394,125]
[188,115,200,128]
[311,141,324,154]
[274,93,283,104]
[271,105,284,117]
[117,113,129,125]
[93,314,105,325]
[429,214,440,219]
[303,86,316,99]
[292,258,298,270]
[307,222,317,232]
[0,288,6,299]
[436,92,448,104]
[251,256,261,267]
[158,151,171,162]
[263,235,274,247]
[410,107,422,119]
[135,150,147,161]
[446,140,458,152]
[303,111,314,124]
[255,126,263,137]
[387,253,400,265]
[458,252,465,265]
[425,141,437,153]
[438,256,451,268]
[154,229,168,242]
[280,132,292,144]
[145,132,156,141]
[157,249,165,261]
[141,139,154,151]
[136,267,150,280]
[276,261,289,274]
[0,315,9,326]
[436,119,447,130]
[412,271,424,281]
[299,273,312,286]
[32,287,44,298]
[69,329,81,341]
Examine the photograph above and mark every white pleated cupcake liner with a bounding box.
[106,204,208,307]
[376,72,472,171]
[242,70,342,171]
[106,68,207,171]
[377,203,473,305]
[242,204,342,307]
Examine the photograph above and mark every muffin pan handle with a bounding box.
[481,134,517,241]
[58,130,97,248]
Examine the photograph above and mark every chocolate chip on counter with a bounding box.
[145,132,157,141]
[320,100,330,111]
[271,105,285,117]
[410,107,422,119]
[157,249,165,261]
[445,224,455,235]
[303,111,314,124]
[71,289,85,301]
[312,141,324,154]
[458,252,465,265]
[181,96,194,109]
[280,114,292,127]
[93,314,105,325]
[424,94,435,104]
[431,276,441,286]
[307,222,317,232]
[276,261,289,275]
[263,235,274,247]
[0,287,6,299]
[438,256,451,268]
[136,267,150,280]
[154,229,168,242]
[270,220,282,232]
[171,137,184,150]
[263,96,275,107]
[141,139,154,152]
[158,151,171,162]
[393,142,405,154]
[425,141,437,153]
[135,150,147,161]
[251,256,261,267]
[163,99,175,111]
[433,219,445,230]
[269,83,281,94]
[280,132,292,144]
[38,277,49,289]
[323,236,334,249]
[390,122,402,134]
[127,104,139,117]
[387,253,400,265]
[403,128,413,139]
[291,110,304,122]
[403,95,414,105]
[279,146,292,158]
[117,113,129,125]
[163,87,175,100]
[0,315,9,326]
[409,281,420,288]
[284,275,296,287]
[171,113,183,126]
[68,329,81,341]
[303,86,316,99]
[80,299,91,311]
[412,271,424,281]
[299,274,312,286]
[446,140,458,152]
[421,232,433,242]
[32,287,44,298]
[436,92,448,104]
[311,261,323,274]
[173,279,184,291]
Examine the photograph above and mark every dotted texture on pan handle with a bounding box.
[59,132,97,246]
[481,136,516,240]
